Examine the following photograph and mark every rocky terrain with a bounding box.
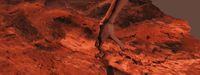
[0,0,200,75]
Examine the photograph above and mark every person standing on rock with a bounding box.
[95,0,136,57]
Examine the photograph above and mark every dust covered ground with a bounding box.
[0,0,200,75]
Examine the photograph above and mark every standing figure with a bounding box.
[95,0,132,57]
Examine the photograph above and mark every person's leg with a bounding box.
[108,23,136,51]
[108,23,125,49]
[95,25,110,58]
[109,0,129,22]
[107,0,129,50]
[95,25,109,49]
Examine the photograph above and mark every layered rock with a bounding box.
[0,0,199,75]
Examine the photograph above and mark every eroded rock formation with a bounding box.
[0,0,199,75]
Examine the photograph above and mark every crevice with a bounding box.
[106,66,129,75]
[53,16,73,25]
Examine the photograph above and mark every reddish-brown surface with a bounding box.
[0,0,200,75]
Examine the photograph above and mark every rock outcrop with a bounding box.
[0,0,199,75]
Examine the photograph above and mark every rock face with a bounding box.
[0,0,200,75]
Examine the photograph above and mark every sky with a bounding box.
[152,0,200,40]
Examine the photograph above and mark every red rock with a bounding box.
[0,0,199,75]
